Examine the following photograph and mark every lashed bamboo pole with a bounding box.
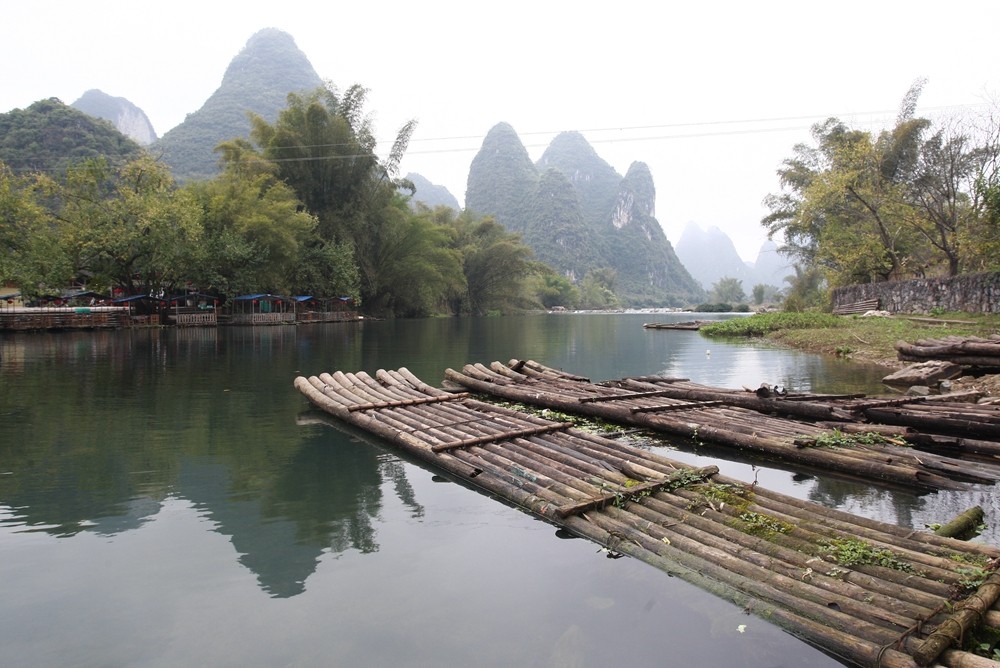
[445,365,969,491]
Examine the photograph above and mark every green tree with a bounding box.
[445,210,535,315]
[528,265,580,309]
[354,195,464,317]
[42,156,202,300]
[188,143,357,298]
[0,162,69,294]
[763,81,1000,285]
[248,85,415,245]
[782,263,827,312]
[710,277,746,304]
[578,268,620,310]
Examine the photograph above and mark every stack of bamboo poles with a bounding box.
[443,361,1000,491]
[897,335,1000,368]
[294,367,1000,668]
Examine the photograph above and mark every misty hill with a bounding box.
[752,239,793,287]
[404,172,460,210]
[466,124,702,306]
[72,89,157,145]
[675,223,753,290]
[155,28,323,181]
[0,98,144,173]
[675,223,792,291]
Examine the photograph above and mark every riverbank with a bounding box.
[701,311,1000,395]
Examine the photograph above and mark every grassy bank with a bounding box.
[700,312,1000,368]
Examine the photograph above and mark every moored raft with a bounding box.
[443,360,1000,492]
[294,367,1000,668]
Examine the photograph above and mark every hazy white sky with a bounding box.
[4,0,999,260]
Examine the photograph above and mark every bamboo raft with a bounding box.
[642,320,711,330]
[294,367,1000,668]
[443,360,1000,492]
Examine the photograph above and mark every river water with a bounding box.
[1,313,996,667]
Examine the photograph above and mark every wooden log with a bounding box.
[912,572,1000,666]
[862,406,1000,439]
[933,506,986,540]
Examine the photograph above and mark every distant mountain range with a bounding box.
[11,27,783,306]
[465,123,704,306]
[675,223,791,291]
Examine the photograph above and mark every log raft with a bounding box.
[294,366,1000,668]
[443,360,1000,492]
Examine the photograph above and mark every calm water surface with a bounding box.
[1,313,997,667]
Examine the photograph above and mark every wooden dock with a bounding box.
[443,360,1000,492]
[294,366,1000,668]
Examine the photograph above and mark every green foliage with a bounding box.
[528,265,580,309]
[694,303,734,313]
[763,80,1000,287]
[41,156,203,299]
[445,210,535,315]
[710,277,746,304]
[0,162,62,288]
[249,85,387,244]
[820,538,914,572]
[0,98,144,174]
[782,263,827,311]
[700,312,842,337]
[183,156,357,298]
[578,268,621,310]
[736,511,794,538]
[801,429,907,449]
[354,195,464,317]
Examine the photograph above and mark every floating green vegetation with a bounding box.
[801,429,909,449]
[700,312,843,338]
[820,538,914,573]
[735,511,794,538]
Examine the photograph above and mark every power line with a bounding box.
[4,102,987,171]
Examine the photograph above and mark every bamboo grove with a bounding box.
[0,86,580,316]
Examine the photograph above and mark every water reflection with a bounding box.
[0,317,993,667]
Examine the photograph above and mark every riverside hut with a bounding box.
[294,296,358,323]
[112,294,161,327]
[230,294,295,325]
[167,292,219,327]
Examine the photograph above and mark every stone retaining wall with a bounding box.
[831,272,1000,314]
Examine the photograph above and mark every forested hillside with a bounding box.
[0,98,144,173]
